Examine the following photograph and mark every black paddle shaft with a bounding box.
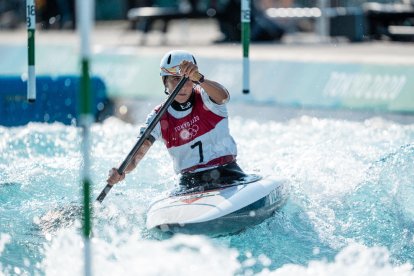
[96,77,189,203]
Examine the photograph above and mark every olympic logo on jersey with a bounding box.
[179,124,199,140]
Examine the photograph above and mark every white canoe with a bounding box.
[146,174,289,236]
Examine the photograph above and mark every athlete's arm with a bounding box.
[180,60,229,105]
[199,79,229,105]
[106,139,153,185]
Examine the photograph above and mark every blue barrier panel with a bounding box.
[0,75,112,126]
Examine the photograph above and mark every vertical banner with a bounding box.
[241,0,251,94]
[76,0,94,275]
[26,0,36,102]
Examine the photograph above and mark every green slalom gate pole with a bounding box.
[77,0,94,275]
[241,0,251,94]
[26,0,36,102]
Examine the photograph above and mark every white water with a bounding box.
[1,113,414,275]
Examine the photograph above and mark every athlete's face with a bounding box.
[164,76,194,103]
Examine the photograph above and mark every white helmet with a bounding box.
[160,50,197,76]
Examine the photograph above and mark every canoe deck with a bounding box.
[146,175,289,236]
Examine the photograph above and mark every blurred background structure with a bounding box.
[1,0,413,126]
[1,0,413,42]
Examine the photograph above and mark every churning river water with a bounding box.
[1,105,414,275]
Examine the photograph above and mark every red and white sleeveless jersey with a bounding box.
[143,87,237,174]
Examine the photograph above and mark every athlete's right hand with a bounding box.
[107,168,125,186]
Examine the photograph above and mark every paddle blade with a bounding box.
[96,184,113,203]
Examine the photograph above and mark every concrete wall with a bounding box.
[1,44,413,113]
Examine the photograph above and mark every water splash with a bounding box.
[1,115,414,275]
[259,244,414,276]
[41,229,240,276]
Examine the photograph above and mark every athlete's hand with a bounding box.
[180,60,203,83]
[107,168,125,186]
